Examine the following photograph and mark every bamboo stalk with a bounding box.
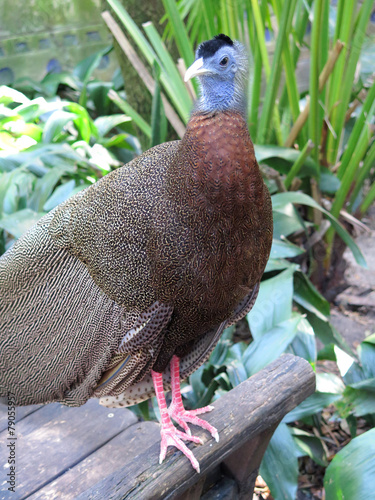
[102,11,186,138]
[284,40,345,148]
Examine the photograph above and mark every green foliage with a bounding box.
[324,428,375,499]
[0,56,142,253]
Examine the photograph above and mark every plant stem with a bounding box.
[284,140,314,189]
[284,40,344,148]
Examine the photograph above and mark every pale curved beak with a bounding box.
[184,58,212,82]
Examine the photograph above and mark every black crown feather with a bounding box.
[197,34,234,59]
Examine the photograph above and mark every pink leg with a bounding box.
[169,355,219,442]
[151,369,202,472]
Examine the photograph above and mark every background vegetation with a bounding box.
[0,0,374,498]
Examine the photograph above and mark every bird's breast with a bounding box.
[151,111,272,328]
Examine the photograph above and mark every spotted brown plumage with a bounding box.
[0,34,273,471]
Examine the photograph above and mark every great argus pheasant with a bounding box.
[0,35,273,472]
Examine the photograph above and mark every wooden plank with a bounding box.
[76,354,315,500]
[223,427,276,499]
[29,421,159,500]
[0,399,137,499]
[0,404,42,433]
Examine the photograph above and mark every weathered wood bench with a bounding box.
[0,354,315,499]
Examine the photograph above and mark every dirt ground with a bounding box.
[332,205,375,349]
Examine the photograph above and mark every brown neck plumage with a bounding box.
[167,111,265,220]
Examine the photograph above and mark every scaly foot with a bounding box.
[151,368,203,472]
[169,355,219,441]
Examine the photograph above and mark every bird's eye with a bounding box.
[220,57,229,66]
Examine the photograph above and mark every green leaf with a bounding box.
[94,114,132,138]
[226,359,248,388]
[288,317,316,363]
[255,144,317,177]
[272,192,367,267]
[0,208,44,238]
[43,180,76,212]
[291,428,328,467]
[243,315,301,376]
[150,61,167,147]
[247,266,297,338]
[28,165,74,212]
[260,423,299,500]
[66,102,95,143]
[42,110,77,143]
[73,46,112,107]
[0,86,30,105]
[283,392,341,423]
[270,238,305,259]
[294,270,330,319]
[265,258,294,272]
[305,311,354,357]
[358,340,375,379]
[342,386,375,417]
[272,209,305,239]
[319,171,341,194]
[324,428,375,499]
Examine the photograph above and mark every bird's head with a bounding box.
[185,34,249,116]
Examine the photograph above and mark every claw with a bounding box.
[151,356,219,473]
[159,427,201,472]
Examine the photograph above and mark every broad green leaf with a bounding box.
[42,110,77,143]
[260,423,299,500]
[0,86,30,105]
[43,180,76,212]
[270,238,305,259]
[247,266,297,338]
[273,209,304,239]
[305,312,354,357]
[324,428,375,499]
[66,103,95,143]
[40,72,80,96]
[358,340,375,379]
[28,165,74,211]
[349,378,375,391]
[100,134,134,150]
[244,315,301,376]
[283,393,341,423]
[294,271,330,319]
[73,46,112,107]
[254,144,317,177]
[226,359,248,387]
[0,208,44,238]
[272,192,367,267]
[288,317,316,363]
[94,114,132,138]
[265,258,294,272]
[342,387,375,417]
[291,428,328,467]
[15,97,51,122]
[319,171,341,194]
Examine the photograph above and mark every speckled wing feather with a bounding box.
[97,285,259,407]
[0,209,166,407]
[0,142,181,407]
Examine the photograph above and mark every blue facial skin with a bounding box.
[194,45,248,117]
